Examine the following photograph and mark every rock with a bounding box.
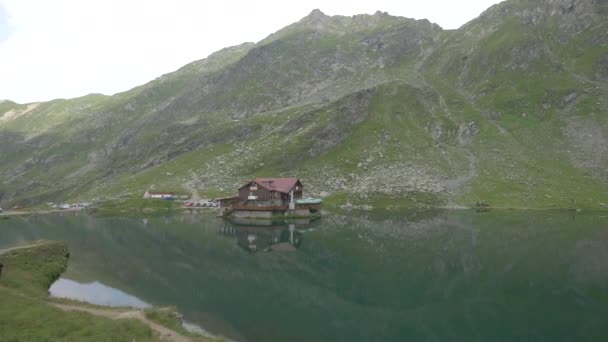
[339,203,354,211]
[458,121,479,144]
[563,92,578,104]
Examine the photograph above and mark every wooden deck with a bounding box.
[294,204,321,210]
[232,204,288,211]
[229,204,321,211]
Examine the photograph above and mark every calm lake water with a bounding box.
[1,210,607,341]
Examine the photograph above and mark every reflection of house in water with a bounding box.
[219,220,304,253]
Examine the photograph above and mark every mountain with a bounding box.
[1,0,607,209]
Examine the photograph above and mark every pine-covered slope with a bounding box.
[1,0,607,209]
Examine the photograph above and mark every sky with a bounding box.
[0,0,502,103]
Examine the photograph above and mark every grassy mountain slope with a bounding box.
[421,0,608,208]
[1,0,607,209]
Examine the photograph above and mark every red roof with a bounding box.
[241,178,301,194]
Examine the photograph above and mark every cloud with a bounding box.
[0,0,501,103]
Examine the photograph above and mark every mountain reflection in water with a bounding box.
[0,211,607,342]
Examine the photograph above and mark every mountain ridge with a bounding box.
[1,0,607,209]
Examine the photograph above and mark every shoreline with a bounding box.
[2,204,607,219]
[0,207,89,217]
[0,241,219,342]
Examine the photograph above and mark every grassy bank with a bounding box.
[322,191,448,210]
[87,193,608,219]
[0,242,158,341]
[321,191,608,212]
[144,307,218,340]
[0,241,218,341]
[93,198,180,215]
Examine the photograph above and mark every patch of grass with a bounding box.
[0,241,69,297]
[199,189,232,199]
[86,144,236,200]
[144,307,223,341]
[324,191,446,209]
[0,242,162,341]
[323,192,349,208]
[145,307,189,335]
[0,292,159,342]
[94,198,179,214]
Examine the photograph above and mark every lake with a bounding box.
[1,210,607,341]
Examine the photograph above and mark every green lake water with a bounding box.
[1,210,607,341]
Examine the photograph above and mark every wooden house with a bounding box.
[239,178,303,208]
[218,178,320,218]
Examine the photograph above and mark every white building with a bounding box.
[143,191,175,199]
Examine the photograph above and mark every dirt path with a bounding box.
[0,241,53,255]
[51,303,192,342]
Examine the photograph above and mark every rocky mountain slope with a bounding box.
[1,0,607,209]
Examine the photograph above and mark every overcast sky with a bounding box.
[0,0,502,103]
